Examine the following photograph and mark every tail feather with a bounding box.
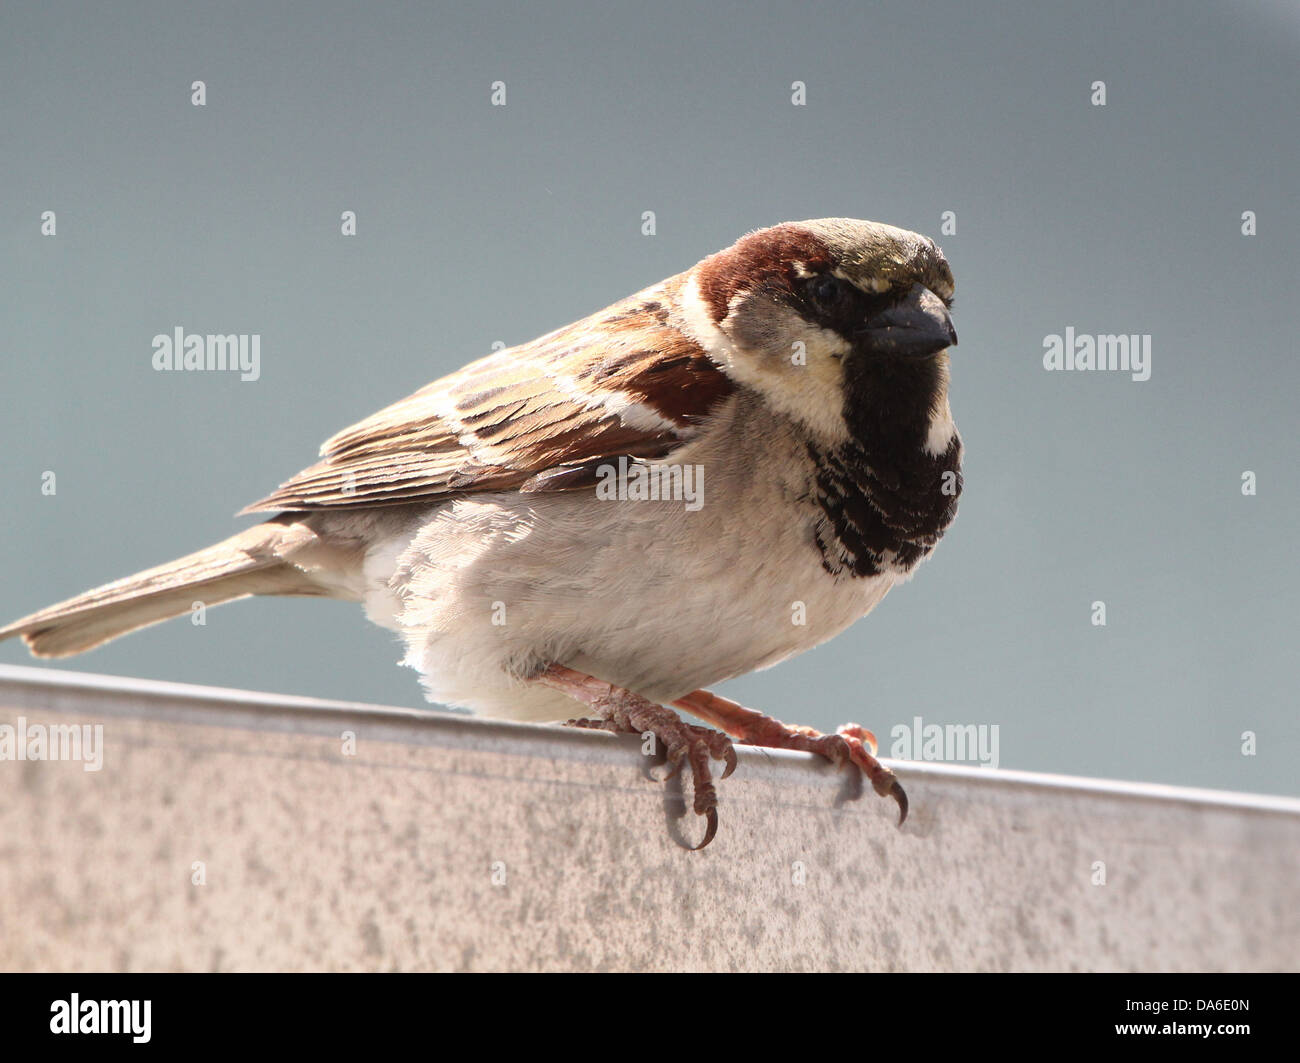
[0,521,328,658]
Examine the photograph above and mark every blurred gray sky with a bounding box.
[2,0,1297,795]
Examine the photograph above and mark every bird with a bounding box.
[1,218,961,849]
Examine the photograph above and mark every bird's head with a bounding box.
[682,218,957,447]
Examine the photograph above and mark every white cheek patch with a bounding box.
[792,319,852,363]
[678,273,850,445]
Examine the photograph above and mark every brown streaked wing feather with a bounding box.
[240,278,733,513]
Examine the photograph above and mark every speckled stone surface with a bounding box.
[1,666,1297,971]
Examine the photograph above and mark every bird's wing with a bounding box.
[241,278,733,513]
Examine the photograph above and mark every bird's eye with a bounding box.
[808,275,842,308]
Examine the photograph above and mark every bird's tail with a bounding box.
[0,518,331,658]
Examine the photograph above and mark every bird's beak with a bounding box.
[857,283,957,357]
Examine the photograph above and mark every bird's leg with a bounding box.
[532,663,737,850]
[672,687,907,825]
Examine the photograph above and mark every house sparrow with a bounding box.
[1,218,960,849]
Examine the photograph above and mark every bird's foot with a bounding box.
[535,664,736,849]
[673,688,907,825]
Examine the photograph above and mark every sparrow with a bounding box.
[1,218,961,849]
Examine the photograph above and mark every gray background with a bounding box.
[2,0,1296,795]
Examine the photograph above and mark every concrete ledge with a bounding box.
[1,663,1297,971]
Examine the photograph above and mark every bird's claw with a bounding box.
[661,723,736,782]
[887,777,909,825]
[691,808,719,851]
[836,722,879,755]
[555,684,734,849]
[742,717,906,825]
[835,729,908,826]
